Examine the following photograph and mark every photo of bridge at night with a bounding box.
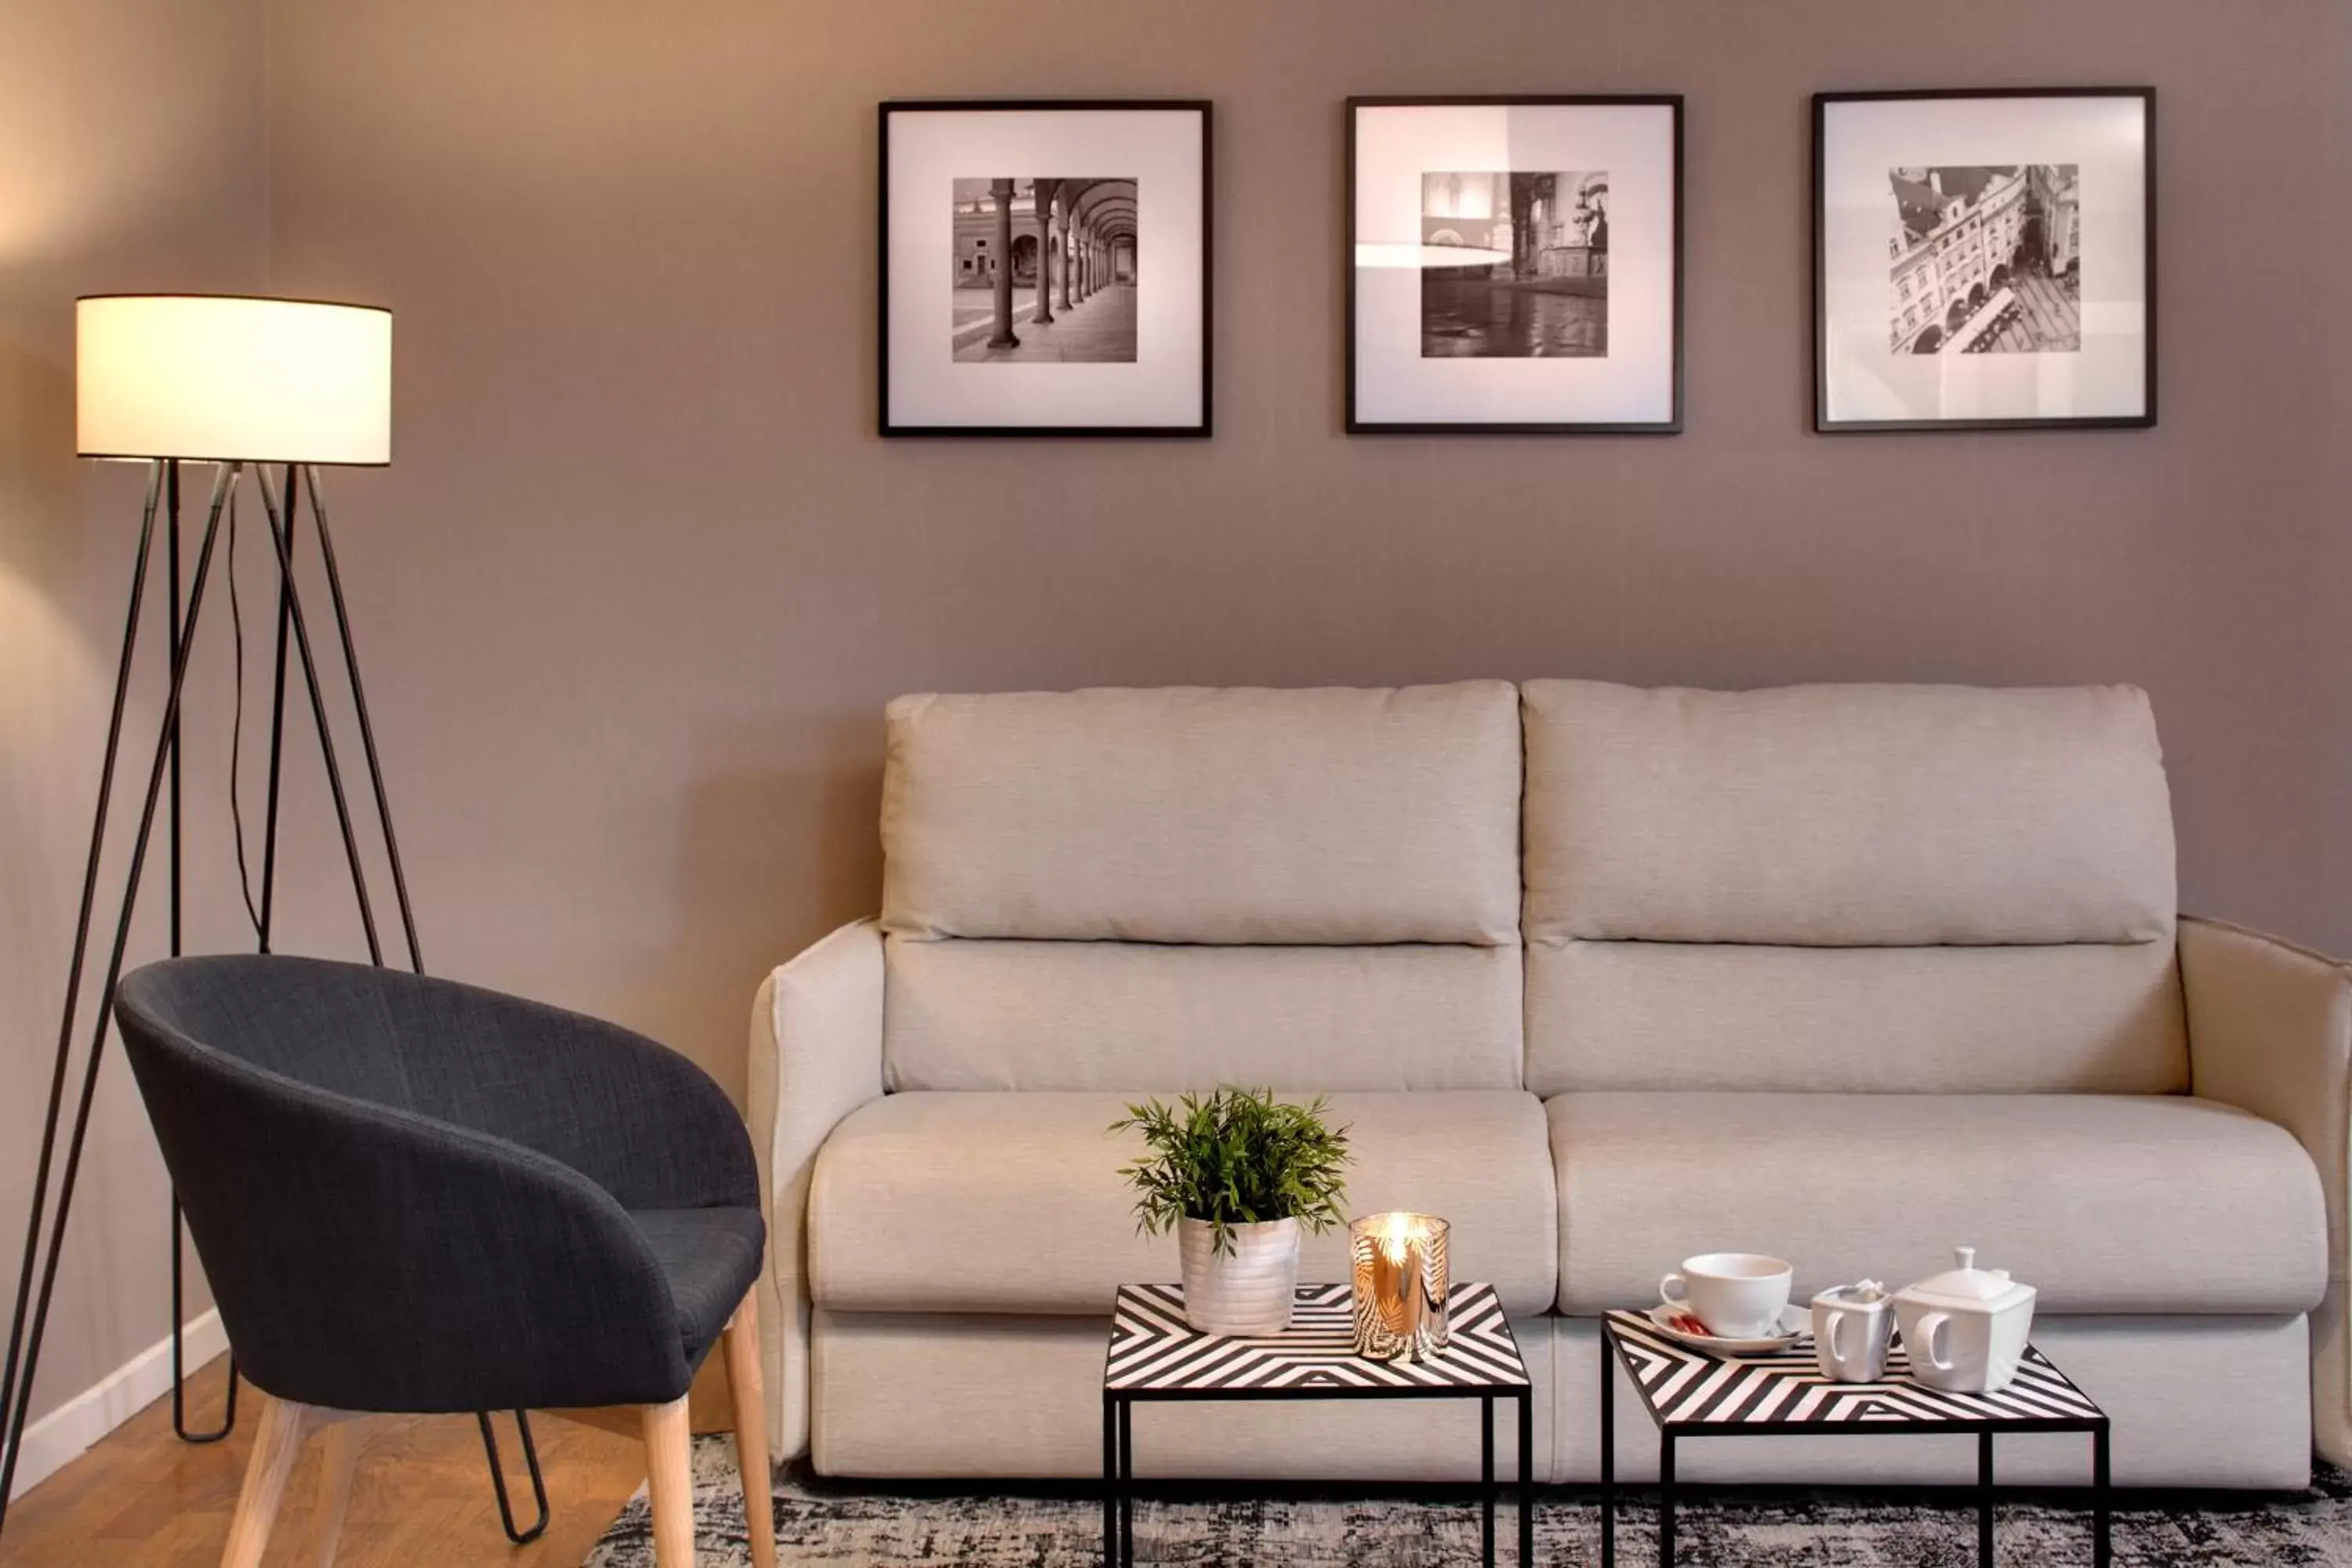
[1419,170,1608,359]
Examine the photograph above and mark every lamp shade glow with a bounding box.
[77,295,391,465]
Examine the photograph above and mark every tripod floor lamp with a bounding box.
[0,295,545,1543]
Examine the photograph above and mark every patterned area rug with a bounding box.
[586,1437,2352,1566]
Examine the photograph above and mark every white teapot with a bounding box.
[1891,1246,2037,1395]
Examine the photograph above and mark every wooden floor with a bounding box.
[1,1354,667,1567]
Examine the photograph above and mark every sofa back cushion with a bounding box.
[1522,681,2187,1095]
[882,682,1522,945]
[879,681,1525,1091]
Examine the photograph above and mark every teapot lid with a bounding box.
[1904,1246,2025,1303]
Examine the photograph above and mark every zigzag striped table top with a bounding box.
[1106,1282,1528,1394]
[1605,1308,2106,1430]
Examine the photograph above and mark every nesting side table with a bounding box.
[1103,1281,1534,1566]
[1600,1307,2111,1568]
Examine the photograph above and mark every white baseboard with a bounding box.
[7,1311,228,1501]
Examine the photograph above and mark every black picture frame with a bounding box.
[878,99,1213,438]
[1813,87,2156,434]
[1345,95,1684,436]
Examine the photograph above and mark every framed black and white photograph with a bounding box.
[1814,89,2154,432]
[880,100,1210,437]
[1347,96,1682,434]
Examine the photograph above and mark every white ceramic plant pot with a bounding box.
[1178,1217,1301,1335]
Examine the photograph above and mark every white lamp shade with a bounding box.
[77,295,391,464]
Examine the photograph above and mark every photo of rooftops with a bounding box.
[1887,164,2080,354]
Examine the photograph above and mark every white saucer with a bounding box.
[1643,1302,1809,1354]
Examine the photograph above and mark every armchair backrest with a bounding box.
[113,956,703,1412]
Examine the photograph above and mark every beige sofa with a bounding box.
[748,681,2349,1489]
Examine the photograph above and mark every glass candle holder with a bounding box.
[1349,1211,1450,1363]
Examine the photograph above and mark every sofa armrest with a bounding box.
[2180,914,2352,1465]
[747,919,886,1465]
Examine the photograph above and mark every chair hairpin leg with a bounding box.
[169,1188,238,1443]
[477,1410,550,1545]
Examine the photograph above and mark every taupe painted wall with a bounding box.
[256,0,2352,1100]
[1,0,267,1431]
[5,0,2350,1431]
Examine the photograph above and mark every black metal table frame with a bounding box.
[1599,1317,2110,1568]
[1102,1381,1535,1568]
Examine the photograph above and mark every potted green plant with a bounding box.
[1110,1087,1352,1335]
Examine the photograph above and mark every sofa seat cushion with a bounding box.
[810,1091,1558,1316]
[1550,1093,2327,1316]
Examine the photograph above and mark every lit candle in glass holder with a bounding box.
[1349,1211,1450,1362]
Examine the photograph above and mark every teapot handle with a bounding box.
[1916,1310,1955,1372]
[1826,1310,1848,1361]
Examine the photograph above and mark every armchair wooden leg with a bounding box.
[307,1414,370,1568]
[219,1397,376,1568]
[641,1394,697,1568]
[723,1291,778,1568]
[220,1396,313,1568]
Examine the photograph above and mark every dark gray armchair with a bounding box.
[113,953,775,1568]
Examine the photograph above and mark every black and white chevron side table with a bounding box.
[1600,1307,2111,1568]
[1103,1281,1533,1566]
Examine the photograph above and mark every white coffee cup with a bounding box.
[1660,1253,1794,1338]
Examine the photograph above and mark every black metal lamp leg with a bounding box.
[476,1410,550,1544]
[162,460,238,1446]
[166,458,181,967]
[0,466,238,1515]
[250,466,383,965]
[256,464,296,954]
[305,469,423,971]
[0,464,165,1522]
